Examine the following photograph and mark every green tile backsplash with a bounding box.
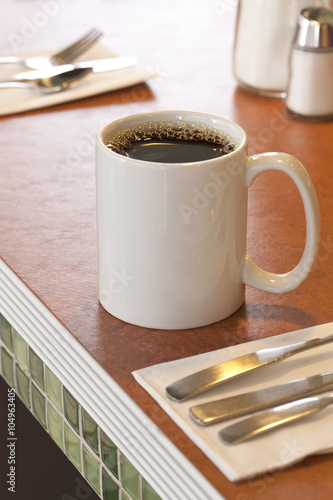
[12,328,29,372]
[101,430,118,478]
[47,402,64,450]
[64,387,80,433]
[0,314,12,351]
[16,363,30,408]
[31,382,46,428]
[0,313,162,500]
[142,478,162,500]
[102,469,119,500]
[64,423,82,471]
[83,445,101,494]
[82,408,99,455]
[120,453,140,500]
[29,348,44,389]
[1,346,14,387]
[45,365,62,411]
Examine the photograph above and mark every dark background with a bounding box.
[0,376,100,500]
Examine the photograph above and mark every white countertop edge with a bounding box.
[0,258,224,500]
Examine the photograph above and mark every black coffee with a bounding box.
[106,120,236,163]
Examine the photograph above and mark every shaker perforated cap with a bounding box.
[293,7,333,50]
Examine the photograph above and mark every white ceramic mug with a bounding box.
[96,110,320,330]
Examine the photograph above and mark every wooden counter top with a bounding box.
[1,1,333,498]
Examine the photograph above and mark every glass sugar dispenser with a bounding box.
[232,0,331,98]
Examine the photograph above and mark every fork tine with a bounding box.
[57,27,103,59]
[62,28,103,60]
[54,27,103,62]
[52,28,103,64]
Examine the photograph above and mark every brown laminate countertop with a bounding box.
[1,1,333,498]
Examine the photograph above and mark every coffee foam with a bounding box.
[106,120,237,158]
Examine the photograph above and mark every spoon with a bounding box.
[0,66,93,94]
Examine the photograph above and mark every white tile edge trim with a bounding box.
[0,258,224,500]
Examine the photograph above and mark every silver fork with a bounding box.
[0,27,103,70]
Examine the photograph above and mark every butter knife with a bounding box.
[219,393,333,445]
[165,334,333,402]
[190,371,333,425]
[0,56,137,84]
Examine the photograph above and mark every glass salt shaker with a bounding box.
[232,0,326,98]
[286,7,333,120]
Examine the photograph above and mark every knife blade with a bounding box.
[165,334,333,402]
[0,56,137,83]
[189,371,333,425]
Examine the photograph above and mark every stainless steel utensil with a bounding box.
[0,27,102,70]
[190,371,333,425]
[219,393,333,445]
[0,66,93,93]
[0,56,137,94]
[166,334,333,402]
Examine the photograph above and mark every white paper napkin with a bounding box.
[133,322,333,481]
[0,42,153,116]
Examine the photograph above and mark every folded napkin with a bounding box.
[133,322,333,481]
[0,43,153,116]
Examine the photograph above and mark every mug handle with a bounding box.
[242,152,320,293]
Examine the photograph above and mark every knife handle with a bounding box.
[219,393,333,445]
[0,56,22,65]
